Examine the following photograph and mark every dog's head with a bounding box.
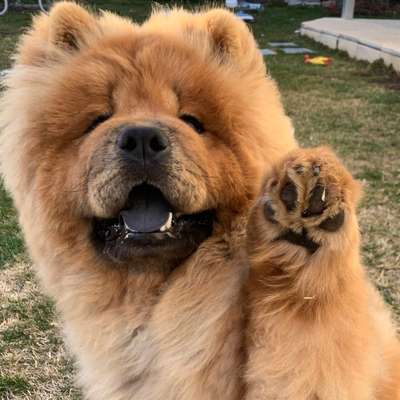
[0,2,296,266]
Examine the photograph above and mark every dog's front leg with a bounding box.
[245,147,399,400]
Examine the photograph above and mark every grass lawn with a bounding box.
[1,1,399,398]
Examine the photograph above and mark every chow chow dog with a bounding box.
[0,2,399,399]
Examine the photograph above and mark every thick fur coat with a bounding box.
[0,3,399,399]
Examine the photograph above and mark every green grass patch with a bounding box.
[31,297,56,331]
[2,323,33,345]
[0,184,25,268]
[0,375,31,396]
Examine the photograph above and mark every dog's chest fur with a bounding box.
[58,237,247,400]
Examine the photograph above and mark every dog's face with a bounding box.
[45,38,252,262]
[0,3,296,267]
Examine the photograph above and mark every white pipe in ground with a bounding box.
[0,0,8,16]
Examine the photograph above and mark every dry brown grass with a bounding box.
[0,261,80,399]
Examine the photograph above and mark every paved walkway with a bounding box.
[300,18,400,72]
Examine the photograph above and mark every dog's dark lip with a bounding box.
[91,184,215,261]
[93,209,215,242]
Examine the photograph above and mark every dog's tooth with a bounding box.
[159,212,173,232]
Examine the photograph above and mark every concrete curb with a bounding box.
[300,19,400,72]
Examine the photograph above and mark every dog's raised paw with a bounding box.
[258,147,360,252]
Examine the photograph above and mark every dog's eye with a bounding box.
[85,113,111,134]
[180,114,205,134]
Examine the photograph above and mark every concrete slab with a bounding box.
[260,48,277,56]
[300,18,400,72]
[269,42,298,47]
[282,47,315,54]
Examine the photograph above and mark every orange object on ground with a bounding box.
[304,54,333,66]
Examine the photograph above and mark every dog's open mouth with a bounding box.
[92,184,214,262]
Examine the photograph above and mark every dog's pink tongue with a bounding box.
[120,186,172,233]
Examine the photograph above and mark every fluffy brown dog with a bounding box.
[0,3,398,400]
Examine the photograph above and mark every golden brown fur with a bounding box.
[0,3,398,399]
[246,148,400,399]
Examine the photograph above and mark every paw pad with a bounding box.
[318,210,345,232]
[294,164,305,175]
[312,164,321,176]
[263,200,277,224]
[280,181,297,211]
[275,229,319,254]
[302,182,326,217]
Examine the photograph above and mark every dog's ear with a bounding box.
[15,2,102,65]
[202,9,265,75]
[47,1,101,51]
[146,8,265,75]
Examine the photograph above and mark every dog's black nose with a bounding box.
[117,126,170,164]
